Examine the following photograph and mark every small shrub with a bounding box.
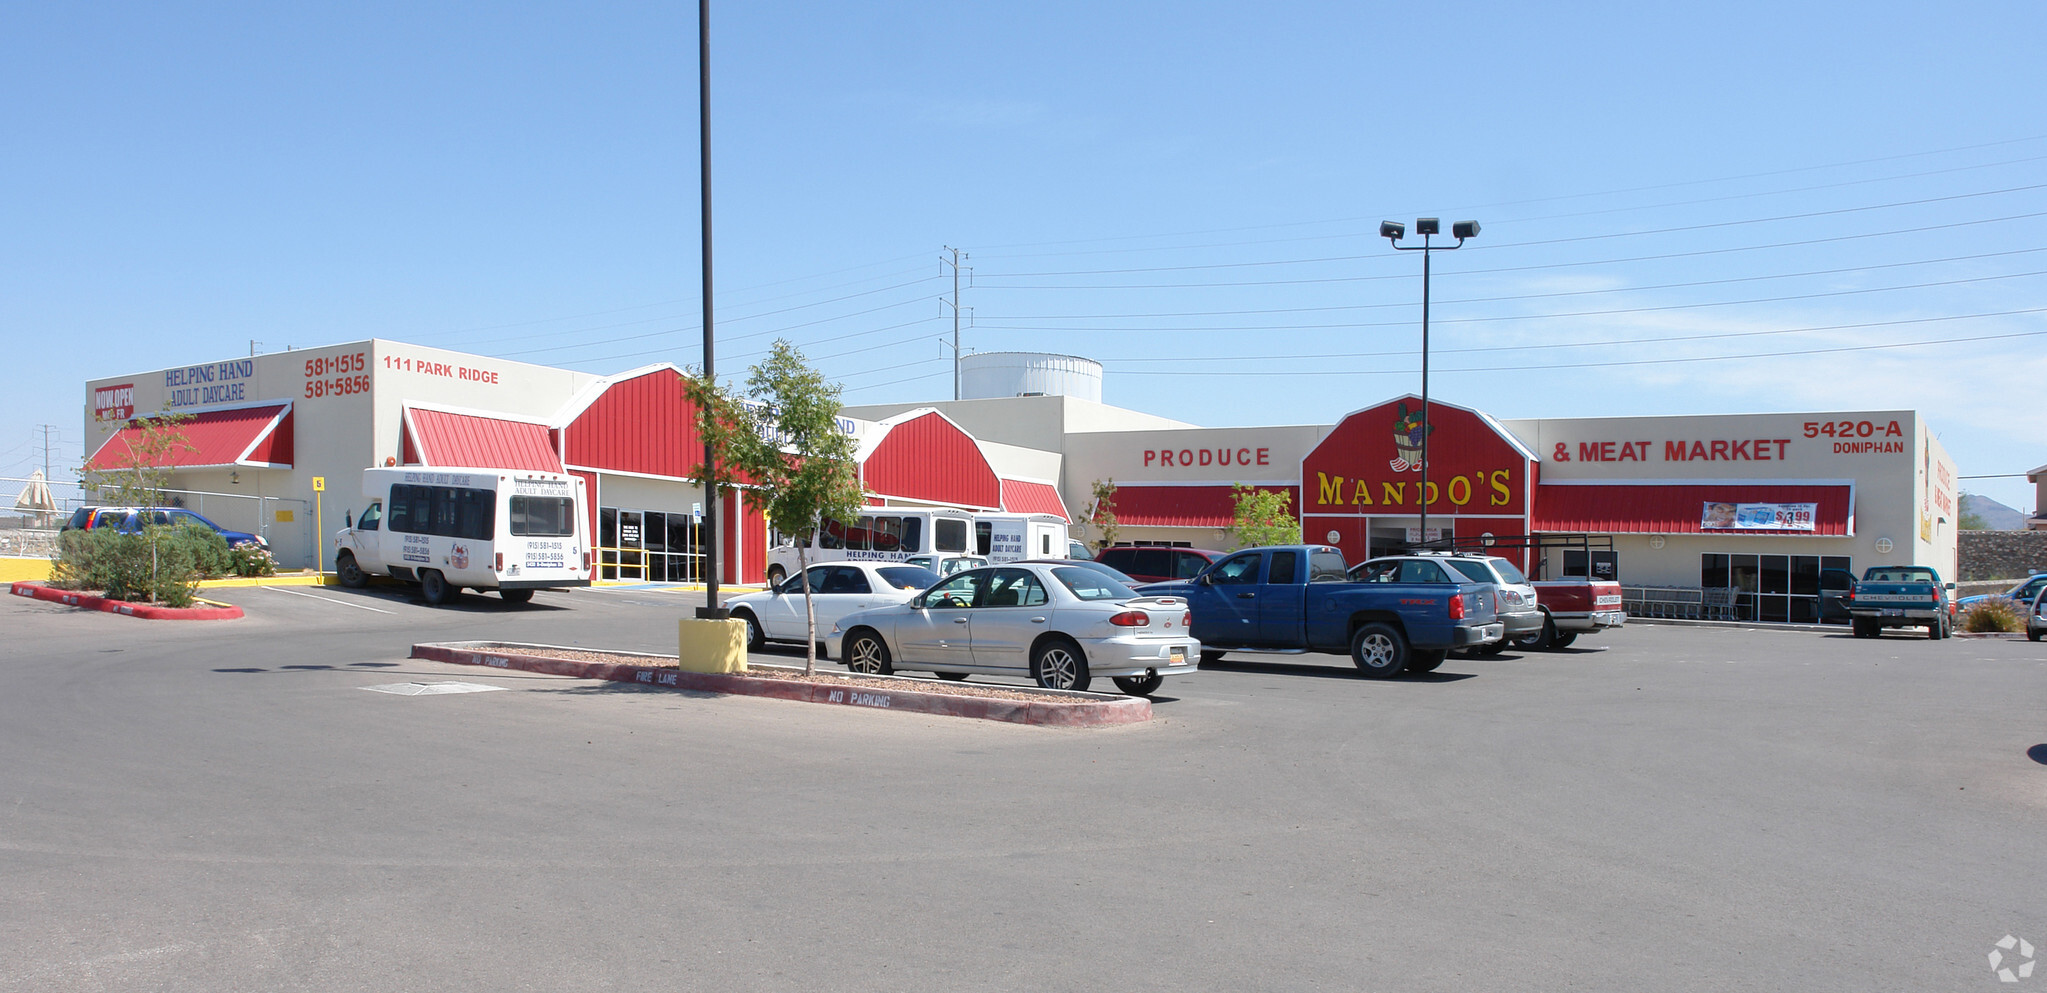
[170,525,232,578]
[49,525,202,604]
[1959,597,2025,633]
[229,543,277,577]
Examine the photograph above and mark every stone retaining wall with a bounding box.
[1959,530,2047,581]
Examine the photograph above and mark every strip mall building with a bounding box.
[82,342,1958,624]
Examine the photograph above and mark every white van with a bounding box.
[972,513,1071,564]
[333,467,592,605]
[764,507,975,586]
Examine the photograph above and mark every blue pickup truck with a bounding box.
[1141,545,1504,678]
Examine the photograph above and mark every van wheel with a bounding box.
[420,570,452,605]
[765,565,786,587]
[500,588,534,605]
[1350,623,1409,678]
[336,552,367,589]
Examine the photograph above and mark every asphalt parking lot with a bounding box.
[3,583,2044,992]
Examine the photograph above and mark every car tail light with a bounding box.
[1109,610,1150,627]
[494,552,504,572]
[1448,594,1466,620]
[1182,610,1192,628]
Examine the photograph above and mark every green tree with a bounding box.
[685,340,866,675]
[69,413,199,601]
[1229,483,1299,549]
[1083,478,1120,552]
[1957,492,1988,531]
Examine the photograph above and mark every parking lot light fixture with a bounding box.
[1381,218,1479,547]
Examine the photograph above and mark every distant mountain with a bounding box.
[1961,493,2029,530]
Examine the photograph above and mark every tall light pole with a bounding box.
[696,0,726,619]
[1380,217,1478,549]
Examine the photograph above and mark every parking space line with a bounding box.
[261,586,395,613]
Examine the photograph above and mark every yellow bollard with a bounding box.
[677,617,748,673]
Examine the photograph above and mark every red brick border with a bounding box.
[9,581,244,620]
[411,641,1152,727]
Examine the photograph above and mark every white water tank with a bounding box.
[959,352,1102,402]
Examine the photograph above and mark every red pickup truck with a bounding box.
[1517,577,1627,649]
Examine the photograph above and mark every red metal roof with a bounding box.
[85,403,293,470]
[404,408,563,473]
[862,412,1001,509]
[560,367,703,479]
[1000,479,1069,521]
[1104,484,1296,528]
[1531,482,1854,535]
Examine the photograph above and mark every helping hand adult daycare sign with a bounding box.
[1700,501,1817,531]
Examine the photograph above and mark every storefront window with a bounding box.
[1702,552,1852,623]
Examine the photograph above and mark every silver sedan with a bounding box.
[830,563,1200,695]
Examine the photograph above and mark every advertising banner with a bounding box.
[1701,501,1817,531]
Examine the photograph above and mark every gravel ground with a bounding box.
[483,643,1101,702]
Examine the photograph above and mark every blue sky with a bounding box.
[4,2,2044,512]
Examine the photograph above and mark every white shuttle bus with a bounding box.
[333,467,592,605]
[971,513,1071,563]
[763,508,1076,585]
[764,507,975,586]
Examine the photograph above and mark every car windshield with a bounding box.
[1051,566,1138,601]
[876,566,942,590]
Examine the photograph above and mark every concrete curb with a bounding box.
[411,641,1152,727]
[9,581,245,620]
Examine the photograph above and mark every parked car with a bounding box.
[1352,552,1541,655]
[903,553,987,577]
[1845,565,1955,639]
[1818,568,1857,624]
[1956,573,2047,610]
[62,506,266,549]
[1013,557,1143,587]
[830,562,1199,695]
[1066,540,1094,560]
[1143,545,1504,678]
[1095,545,1224,584]
[2030,592,2047,642]
[728,561,942,655]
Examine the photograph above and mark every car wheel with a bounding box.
[1850,619,1874,638]
[1031,639,1091,692]
[934,671,969,681]
[1550,631,1578,649]
[2029,629,2042,642]
[1475,640,1508,657]
[1350,622,1409,678]
[420,569,452,605]
[499,588,534,605]
[1927,618,1944,640]
[1511,617,1553,651]
[336,552,367,589]
[843,630,893,675]
[1199,650,1227,665]
[765,565,786,588]
[1112,671,1165,696]
[733,610,764,651]
[1408,649,1447,673]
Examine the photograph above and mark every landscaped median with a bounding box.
[410,641,1153,727]
[9,581,244,620]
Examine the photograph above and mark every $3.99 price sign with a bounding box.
[304,351,369,398]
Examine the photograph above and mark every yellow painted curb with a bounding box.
[197,573,336,589]
[0,557,55,584]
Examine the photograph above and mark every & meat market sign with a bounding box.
[1302,397,1537,517]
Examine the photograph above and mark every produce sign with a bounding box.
[1700,501,1817,531]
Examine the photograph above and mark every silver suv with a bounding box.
[1352,553,1541,655]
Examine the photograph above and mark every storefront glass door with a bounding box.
[1702,553,1849,622]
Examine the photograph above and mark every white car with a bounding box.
[904,553,987,576]
[830,562,1200,695]
[726,562,943,655]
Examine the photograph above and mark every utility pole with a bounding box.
[940,247,971,401]
[41,424,54,479]
[695,0,725,620]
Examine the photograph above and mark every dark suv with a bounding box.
[1096,546,1224,584]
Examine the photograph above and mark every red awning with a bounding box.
[403,407,563,473]
[1000,479,1069,521]
[85,403,293,471]
[1105,484,1295,528]
[1532,482,1854,536]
